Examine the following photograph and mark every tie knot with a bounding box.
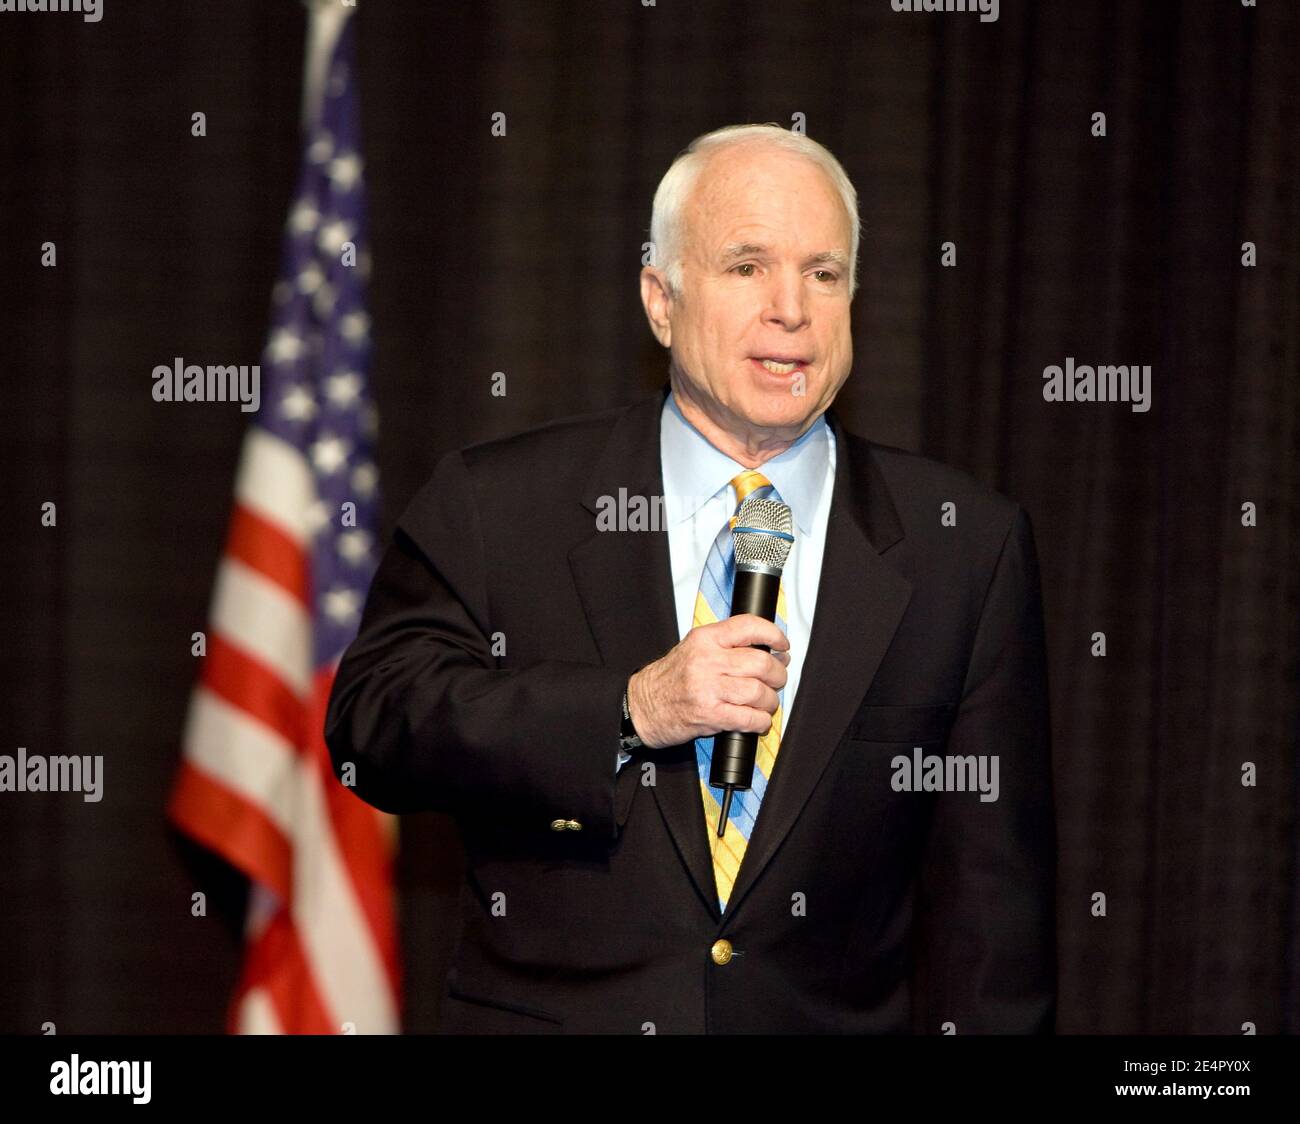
[730,469,772,505]
[728,469,780,529]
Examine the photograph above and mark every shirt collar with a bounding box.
[659,389,832,535]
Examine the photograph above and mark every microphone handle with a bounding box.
[710,567,782,806]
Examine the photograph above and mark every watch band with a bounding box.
[619,686,643,752]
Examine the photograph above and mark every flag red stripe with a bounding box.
[225,503,311,605]
[202,632,307,750]
[167,759,293,901]
[230,907,335,1034]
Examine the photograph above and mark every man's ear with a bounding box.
[639,267,673,349]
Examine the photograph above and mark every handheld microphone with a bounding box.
[710,494,794,836]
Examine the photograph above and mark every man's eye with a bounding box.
[813,270,838,283]
[732,263,757,277]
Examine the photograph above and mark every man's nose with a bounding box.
[762,269,809,329]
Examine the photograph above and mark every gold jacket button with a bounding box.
[710,939,733,965]
[565,819,583,831]
[550,819,568,832]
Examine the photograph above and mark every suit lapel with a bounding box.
[568,385,913,923]
[568,385,679,681]
[570,384,725,916]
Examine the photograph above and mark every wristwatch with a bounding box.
[619,685,644,753]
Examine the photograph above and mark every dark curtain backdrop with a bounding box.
[0,0,1295,1034]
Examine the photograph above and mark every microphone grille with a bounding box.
[733,496,794,571]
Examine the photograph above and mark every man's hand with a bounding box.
[626,614,790,749]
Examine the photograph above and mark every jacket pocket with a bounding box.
[845,703,956,744]
[440,986,564,1034]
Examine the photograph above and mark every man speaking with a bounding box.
[324,123,1056,1034]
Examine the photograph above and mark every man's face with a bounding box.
[641,143,854,451]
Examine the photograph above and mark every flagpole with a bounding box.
[301,0,354,131]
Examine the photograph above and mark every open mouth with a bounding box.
[751,357,810,375]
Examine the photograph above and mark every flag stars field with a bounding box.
[329,153,363,191]
[310,434,352,474]
[339,310,370,344]
[280,385,318,422]
[322,587,362,625]
[289,199,321,234]
[267,327,306,364]
[312,284,338,318]
[317,218,353,255]
[297,262,325,294]
[350,463,378,498]
[325,371,361,406]
[308,130,333,165]
[337,530,373,566]
[304,499,332,538]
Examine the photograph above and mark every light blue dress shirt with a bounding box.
[617,390,837,772]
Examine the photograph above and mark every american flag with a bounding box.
[167,4,401,1034]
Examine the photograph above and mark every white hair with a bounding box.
[648,123,860,300]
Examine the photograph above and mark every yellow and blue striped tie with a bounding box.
[693,469,789,914]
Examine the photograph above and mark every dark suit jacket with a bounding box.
[324,383,1056,1034]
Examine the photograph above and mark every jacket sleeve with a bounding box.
[910,505,1058,1033]
[323,446,630,838]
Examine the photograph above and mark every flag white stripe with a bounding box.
[237,987,284,1035]
[210,558,313,697]
[234,428,318,546]
[182,687,298,835]
[290,751,398,1033]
